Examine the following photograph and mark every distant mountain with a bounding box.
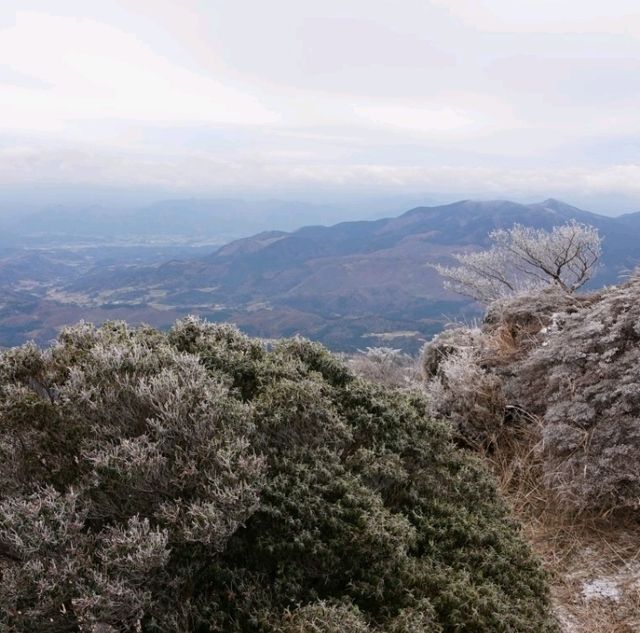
[12,198,628,352]
[615,210,640,230]
[2,198,358,244]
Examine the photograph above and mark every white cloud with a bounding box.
[1,1,640,211]
[4,141,640,207]
[0,11,278,131]
[430,0,640,35]
[354,104,473,134]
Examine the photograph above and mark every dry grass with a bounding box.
[482,317,550,368]
[485,421,640,633]
[485,322,526,362]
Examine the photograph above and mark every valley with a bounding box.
[2,198,640,351]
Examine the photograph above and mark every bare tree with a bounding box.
[434,220,602,302]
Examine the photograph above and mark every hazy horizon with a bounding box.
[0,185,638,222]
[3,2,640,215]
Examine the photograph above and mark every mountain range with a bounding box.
[2,198,640,351]
[0,197,410,247]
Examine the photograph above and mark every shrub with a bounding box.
[0,318,557,632]
[509,276,640,512]
[421,327,484,378]
[348,346,419,388]
[422,330,506,447]
[274,602,372,633]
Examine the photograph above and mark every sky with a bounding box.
[3,1,640,213]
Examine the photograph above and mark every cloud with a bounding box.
[354,104,474,134]
[1,1,640,212]
[430,0,640,35]
[4,140,640,207]
[0,11,278,132]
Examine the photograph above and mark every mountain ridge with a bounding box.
[2,198,640,351]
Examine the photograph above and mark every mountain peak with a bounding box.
[542,197,563,205]
[531,198,604,221]
[537,198,575,211]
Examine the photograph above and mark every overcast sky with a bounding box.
[3,1,640,212]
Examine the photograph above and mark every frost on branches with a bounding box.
[0,319,557,632]
[348,347,419,388]
[434,220,602,302]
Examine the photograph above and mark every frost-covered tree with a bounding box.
[435,220,602,302]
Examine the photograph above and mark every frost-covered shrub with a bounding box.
[0,318,557,632]
[272,600,442,633]
[421,326,485,378]
[348,346,420,388]
[274,602,372,633]
[508,276,640,511]
[0,321,264,630]
[422,330,506,446]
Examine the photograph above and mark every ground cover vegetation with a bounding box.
[0,318,558,632]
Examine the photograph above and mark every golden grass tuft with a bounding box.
[485,419,640,633]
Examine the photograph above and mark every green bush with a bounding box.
[0,318,558,632]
